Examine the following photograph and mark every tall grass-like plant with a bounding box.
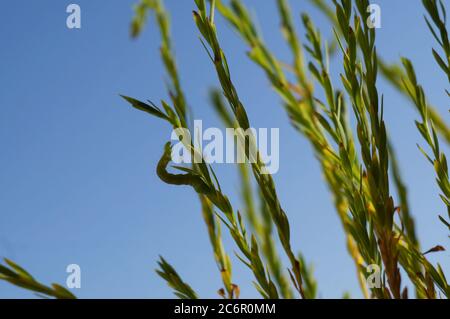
[1,0,450,299]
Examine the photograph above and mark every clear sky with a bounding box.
[0,0,449,298]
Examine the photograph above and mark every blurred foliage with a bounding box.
[0,258,76,299]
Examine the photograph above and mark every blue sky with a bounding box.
[0,0,449,298]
